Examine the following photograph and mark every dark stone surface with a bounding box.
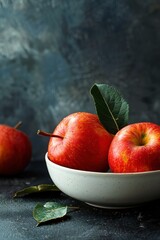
[0,160,160,240]
[0,1,160,160]
[1,2,160,238]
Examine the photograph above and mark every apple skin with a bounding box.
[0,124,32,176]
[108,122,160,173]
[48,112,113,172]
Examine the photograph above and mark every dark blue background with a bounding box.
[0,0,160,160]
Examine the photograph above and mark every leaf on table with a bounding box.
[33,202,68,226]
[90,83,129,134]
[14,184,60,198]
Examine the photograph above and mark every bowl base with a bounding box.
[86,202,140,209]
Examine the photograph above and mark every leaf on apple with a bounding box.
[33,202,68,226]
[90,83,129,134]
[14,184,60,198]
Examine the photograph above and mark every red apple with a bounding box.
[108,122,160,173]
[38,112,113,172]
[0,122,32,176]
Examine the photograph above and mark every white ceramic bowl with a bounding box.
[45,153,160,209]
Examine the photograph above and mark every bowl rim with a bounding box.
[45,152,160,176]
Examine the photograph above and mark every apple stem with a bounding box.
[14,121,22,129]
[37,130,63,139]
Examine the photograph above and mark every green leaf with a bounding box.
[90,83,129,134]
[14,184,60,198]
[33,202,68,226]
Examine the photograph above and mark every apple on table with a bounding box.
[0,122,32,176]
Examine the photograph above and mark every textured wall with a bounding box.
[0,0,160,160]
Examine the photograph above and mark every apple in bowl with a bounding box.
[38,112,113,172]
[108,122,160,173]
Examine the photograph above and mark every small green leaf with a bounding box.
[33,202,68,226]
[90,83,129,134]
[14,184,60,198]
